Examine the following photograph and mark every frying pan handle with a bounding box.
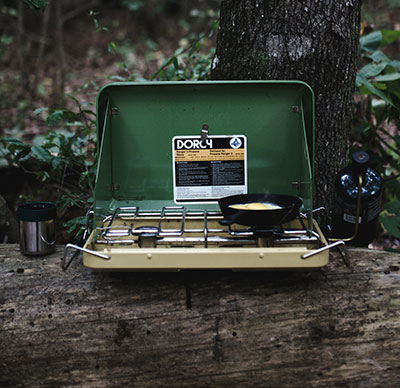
[219,215,235,226]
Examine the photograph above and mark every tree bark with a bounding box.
[211,0,361,217]
[1,244,400,387]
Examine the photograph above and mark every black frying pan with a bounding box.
[218,193,302,227]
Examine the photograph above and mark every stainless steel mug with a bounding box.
[18,202,56,256]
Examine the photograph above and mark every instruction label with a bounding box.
[172,135,247,203]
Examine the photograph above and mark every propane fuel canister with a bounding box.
[331,151,383,246]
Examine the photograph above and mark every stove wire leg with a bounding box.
[337,243,351,269]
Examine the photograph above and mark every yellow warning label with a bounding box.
[175,148,244,162]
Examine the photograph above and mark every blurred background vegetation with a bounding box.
[0,0,399,247]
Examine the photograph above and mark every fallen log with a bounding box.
[1,244,400,387]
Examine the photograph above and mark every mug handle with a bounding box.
[40,233,56,246]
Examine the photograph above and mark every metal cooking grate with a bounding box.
[92,206,321,248]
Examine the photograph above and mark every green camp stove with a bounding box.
[64,81,343,270]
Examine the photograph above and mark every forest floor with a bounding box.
[1,1,219,140]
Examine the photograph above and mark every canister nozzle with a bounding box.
[352,151,369,178]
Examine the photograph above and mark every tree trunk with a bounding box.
[32,1,51,96]
[17,0,29,94]
[211,0,361,218]
[55,0,66,106]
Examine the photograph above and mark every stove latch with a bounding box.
[292,181,309,189]
[106,183,121,192]
[201,123,209,146]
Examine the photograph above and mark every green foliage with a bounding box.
[353,29,400,241]
[89,10,109,32]
[150,45,215,81]
[0,96,96,239]
[359,30,400,52]
[380,201,400,239]
[357,30,400,107]
[23,0,47,11]
[1,124,96,192]
[150,22,218,81]
[121,0,144,12]
[63,215,90,240]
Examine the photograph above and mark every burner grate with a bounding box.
[92,206,320,248]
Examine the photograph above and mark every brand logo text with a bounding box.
[177,139,213,149]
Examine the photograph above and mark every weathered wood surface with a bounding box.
[1,244,400,388]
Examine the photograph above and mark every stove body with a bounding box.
[81,80,331,270]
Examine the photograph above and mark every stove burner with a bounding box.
[135,226,159,248]
[251,227,283,237]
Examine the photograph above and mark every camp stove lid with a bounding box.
[94,81,315,228]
